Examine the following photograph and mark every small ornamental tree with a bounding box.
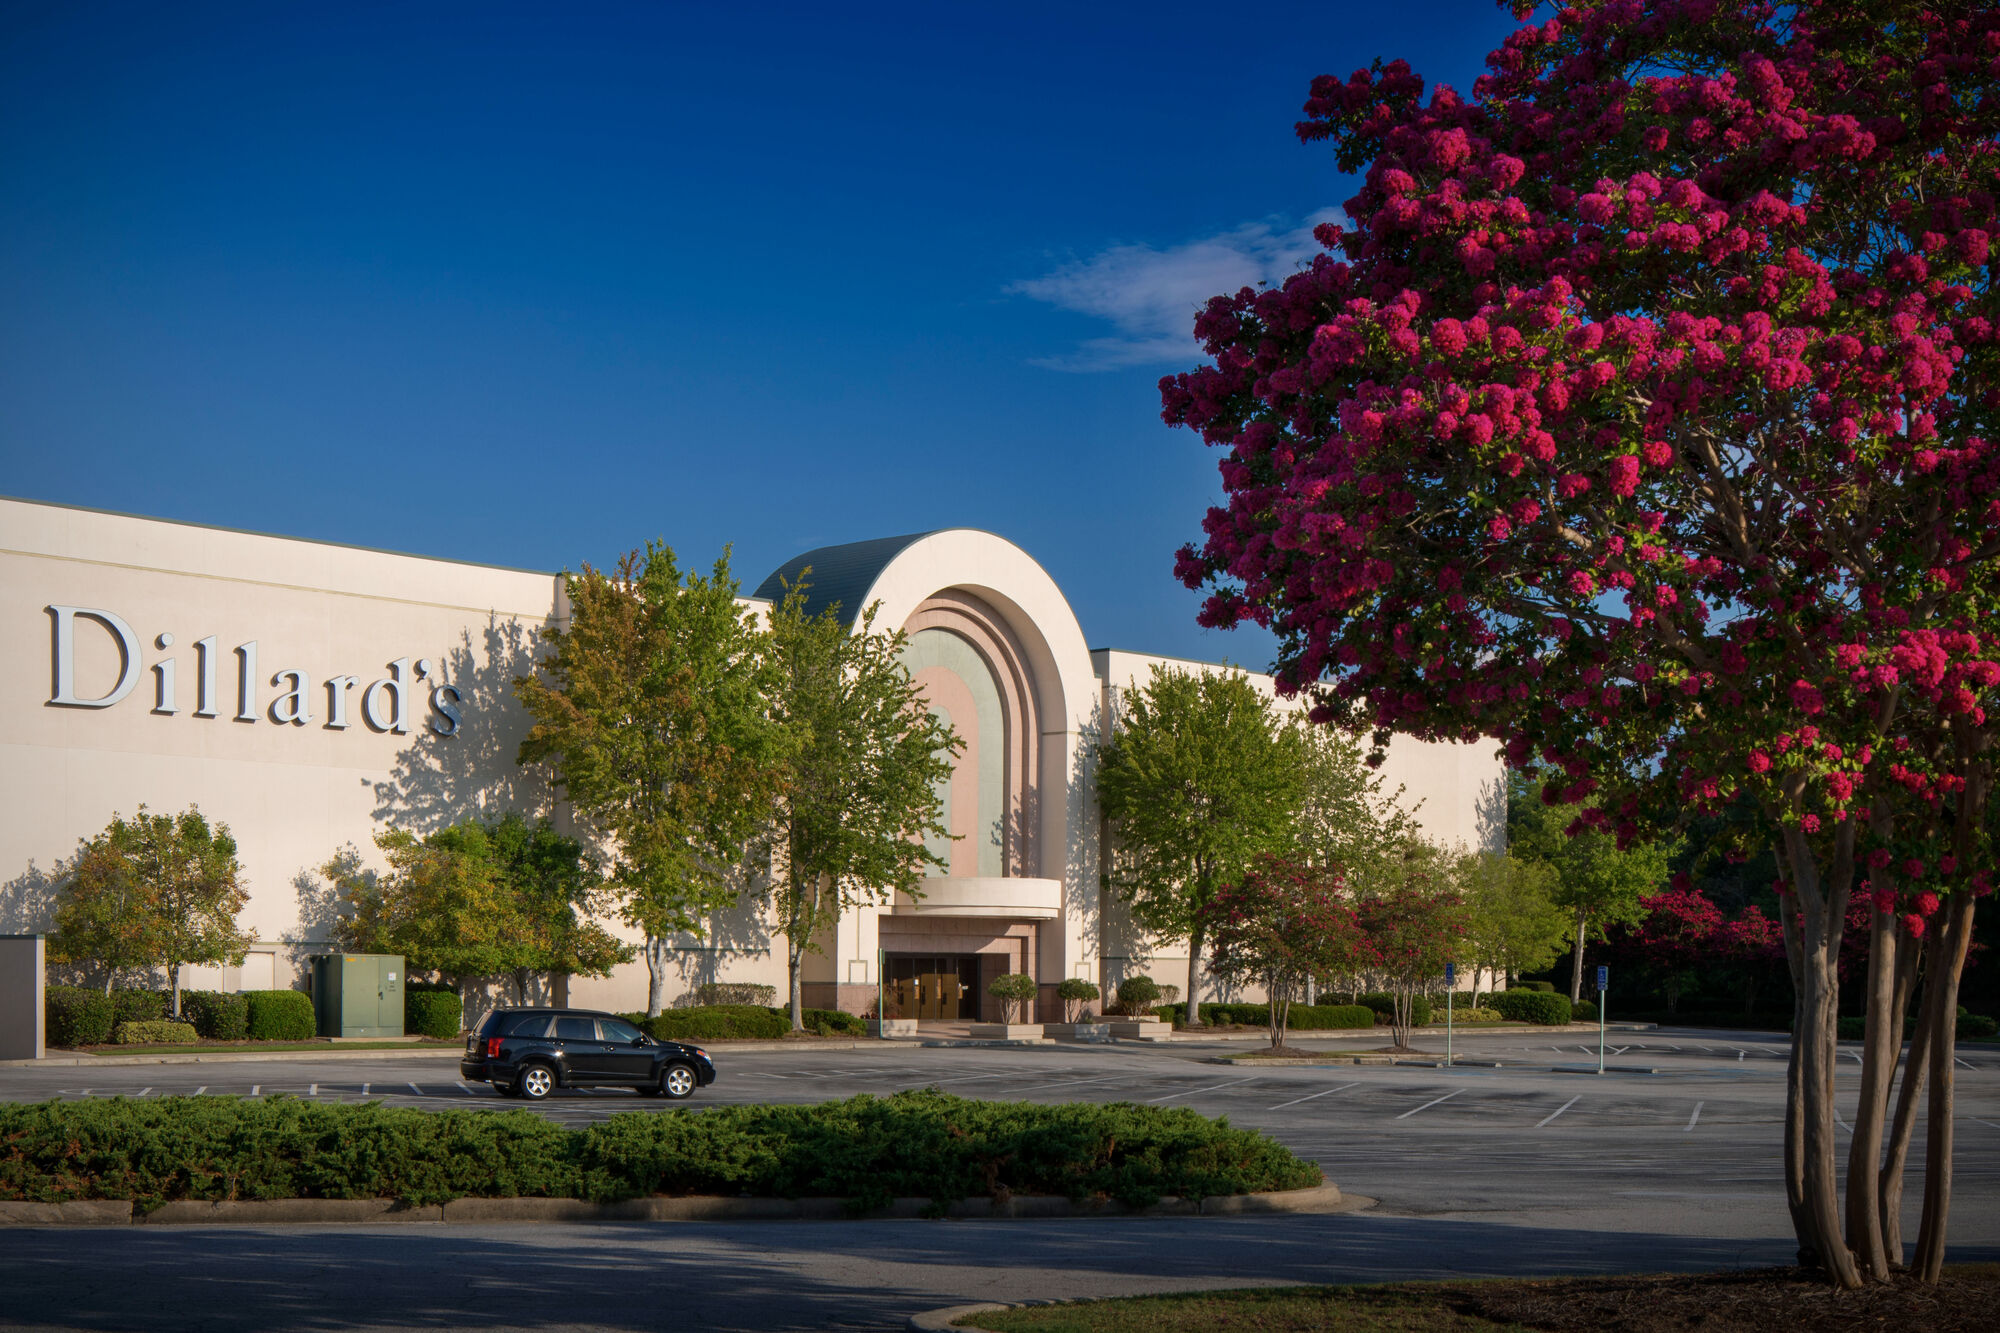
[326,831,522,990]
[1116,975,1163,1017]
[1201,856,1377,1049]
[1160,1,2000,1284]
[1354,843,1467,1048]
[1621,887,1725,1015]
[1460,849,1569,1001]
[55,806,253,1016]
[1056,977,1101,1023]
[1096,666,1305,1028]
[764,584,958,1033]
[986,972,1039,1024]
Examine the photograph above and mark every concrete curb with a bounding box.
[909,1303,1012,1331]
[0,1183,1360,1227]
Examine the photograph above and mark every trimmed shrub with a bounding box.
[1961,1008,1999,1040]
[1295,1003,1376,1030]
[1517,981,1556,994]
[45,986,116,1048]
[0,1089,1322,1210]
[1571,999,1598,1023]
[244,989,316,1041]
[1159,1002,1377,1031]
[1357,993,1434,1028]
[1116,976,1162,1017]
[635,1005,787,1041]
[113,1021,198,1045]
[180,991,250,1042]
[675,983,778,1008]
[796,1007,866,1036]
[1490,989,1573,1026]
[1458,1007,1504,1023]
[112,990,167,1025]
[986,972,1039,1022]
[405,991,464,1040]
[1056,978,1101,1022]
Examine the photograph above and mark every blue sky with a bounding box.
[1,1,1518,665]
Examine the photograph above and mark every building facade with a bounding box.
[0,497,1502,1018]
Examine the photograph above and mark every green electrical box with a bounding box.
[310,954,405,1038]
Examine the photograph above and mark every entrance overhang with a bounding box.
[893,876,1061,920]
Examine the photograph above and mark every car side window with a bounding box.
[552,1016,595,1041]
[500,1014,551,1038]
[598,1018,645,1044]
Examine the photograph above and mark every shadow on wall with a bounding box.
[666,854,777,1004]
[370,617,553,835]
[0,860,60,936]
[283,858,359,979]
[1072,699,1156,992]
[1475,770,1508,853]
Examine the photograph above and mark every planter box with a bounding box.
[1043,1022,1111,1041]
[967,1023,1045,1040]
[867,1018,918,1038]
[1105,1018,1169,1041]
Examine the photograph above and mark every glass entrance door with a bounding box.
[886,955,981,1021]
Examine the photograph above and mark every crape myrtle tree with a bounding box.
[515,546,784,1016]
[1199,854,1377,1049]
[1160,0,2000,1284]
[763,584,958,1033]
[1096,666,1306,1028]
[1354,841,1468,1048]
[1613,885,1725,1014]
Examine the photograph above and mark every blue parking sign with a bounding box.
[1597,965,1609,991]
[1444,962,1454,984]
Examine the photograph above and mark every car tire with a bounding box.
[517,1063,556,1101]
[661,1062,697,1099]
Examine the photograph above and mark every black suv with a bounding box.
[461,1007,716,1101]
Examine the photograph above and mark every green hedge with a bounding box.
[113,1021,197,1045]
[1155,1002,1375,1031]
[113,990,167,1025]
[404,992,463,1040]
[1356,993,1434,1028]
[1837,1008,2000,1041]
[179,991,250,1041]
[627,1005,868,1041]
[1571,999,1598,1023]
[0,1090,1322,1211]
[1490,990,1572,1025]
[1516,981,1556,994]
[45,987,116,1048]
[244,990,316,1041]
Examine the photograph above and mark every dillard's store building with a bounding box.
[0,496,1501,1022]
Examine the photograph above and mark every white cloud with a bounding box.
[1009,208,1342,372]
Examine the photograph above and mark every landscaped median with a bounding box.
[0,1090,1328,1222]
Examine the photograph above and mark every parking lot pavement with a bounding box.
[4,1028,1997,1244]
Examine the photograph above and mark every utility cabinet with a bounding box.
[310,954,405,1038]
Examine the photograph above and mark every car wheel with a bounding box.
[518,1064,556,1100]
[661,1063,697,1099]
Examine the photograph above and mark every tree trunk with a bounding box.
[642,936,668,1017]
[1569,909,1586,1005]
[1912,891,1978,1283]
[1184,926,1205,1028]
[788,939,805,1031]
[169,961,182,1020]
[1779,829,1863,1288]
[1845,899,1899,1279]
[1879,927,1929,1265]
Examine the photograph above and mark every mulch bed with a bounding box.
[1451,1265,2000,1332]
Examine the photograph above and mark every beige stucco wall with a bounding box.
[0,498,563,990]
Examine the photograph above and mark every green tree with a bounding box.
[53,805,252,1016]
[449,813,630,1002]
[1459,850,1569,1003]
[1356,840,1468,1049]
[1290,723,1425,881]
[1200,855,1376,1050]
[764,585,958,1032]
[1508,768,1672,1004]
[325,829,524,989]
[1096,666,1305,1028]
[514,544,783,1015]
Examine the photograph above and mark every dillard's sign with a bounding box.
[46,605,464,736]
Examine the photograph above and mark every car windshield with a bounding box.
[551,1016,595,1041]
[598,1019,644,1043]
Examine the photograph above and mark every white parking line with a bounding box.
[249,1085,259,1097]
[407,1083,423,1096]
[1396,1089,1463,1120]
[308,1084,317,1096]
[1145,1077,1257,1104]
[192,1086,206,1096]
[1971,1118,2000,1131]
[1737,1051,1746,1062]
[1686,1102,1703,1131]
[1834,1110,1852,1135]
[136,1087,152,1097]
[1957,1057,1975,1071]
[456,1082,474,1094]
[361,1083,370,1096]
[1012,1075,1126,1097]
[1266,1082,1357,1111]
[1535,1096,1580,1128]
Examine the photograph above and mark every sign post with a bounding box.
[1444,961,1455,1068]
[1596,965,1609,1074]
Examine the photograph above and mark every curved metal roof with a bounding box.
[751,531,942,625]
